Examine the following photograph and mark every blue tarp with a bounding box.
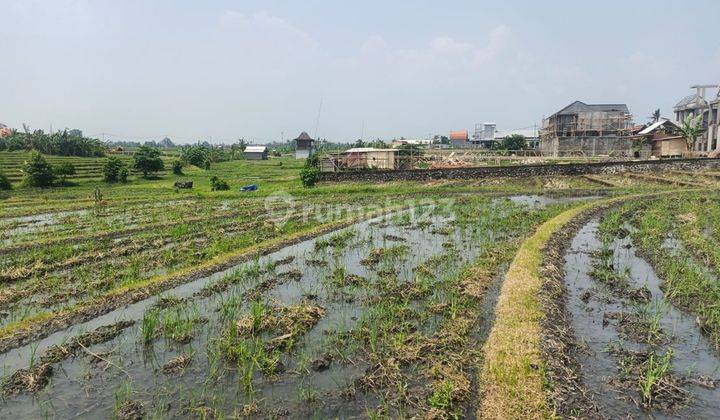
[240,184,258,192]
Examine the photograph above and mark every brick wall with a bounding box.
[318,158,720,182]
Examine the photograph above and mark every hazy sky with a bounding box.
[2,0,719,144]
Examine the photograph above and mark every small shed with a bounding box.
[324,148,398,171]
[244,145,268,160]
[635,119,686,158]
[345,148,396,170]
[294,131,315,159]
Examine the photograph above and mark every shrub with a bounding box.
[0,171,12,190]
[181,145,211,169]
[210,176,230,191]
[305,154,319,168]
[22,152,55,188]
[172,160,184,175]
[492,134,527,153]
[299,166,319,188]
[103,156,128,183]
[54,162,76,185]
[133,145,164,178]
[119,166,129,183]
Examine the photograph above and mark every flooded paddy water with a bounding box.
[563,221,720,417]
[0,194,594,418]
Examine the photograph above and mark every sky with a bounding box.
[1,0,719,144]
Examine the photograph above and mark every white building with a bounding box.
[471,123,497,148]
[244,145,268,160]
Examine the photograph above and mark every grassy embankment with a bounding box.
[478,196,626,418]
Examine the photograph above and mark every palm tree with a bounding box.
[651,109,661,123]
[680,114,704,151]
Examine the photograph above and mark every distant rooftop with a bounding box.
[294,131,313,141]
[244,145,267,153]
[674,94,708,109]
[346,147,395,153]
[553,101,629,117]
[449,130,469,140]
[638,119,678,135]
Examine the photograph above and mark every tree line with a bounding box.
[0,128,107,157]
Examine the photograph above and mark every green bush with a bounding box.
[299,166,319,188]
[210,176,230,191]
[133,145,164,178]
[22,152,55,188]
[103,156,128,183]
[54,162,76,185]
[0,171,12,190]
[181,145,211,169]
[172,160,184,175]
[305,154,319,168]
[119,166,129,183]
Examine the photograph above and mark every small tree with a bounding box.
[22,152,55,188]
[0,171,12,190]
[299,166,319,187]
[368,139,389,149]
[172,160,184,175]
[54,162,76,185]
[119,166,129,183]
[305,154,319,168]
[300,155,320,187]
[133,145,164,178]
[103,156,128,183]
[680,114,704,151]
[210,176,230,191]
[181,145,211,169]
[500,134,527,151]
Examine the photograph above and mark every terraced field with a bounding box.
[2,156,720,418]
[0,152,172,184]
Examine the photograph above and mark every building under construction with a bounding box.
[673,84,720,154]
[540,101,645,157]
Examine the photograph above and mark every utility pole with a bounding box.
[314,97,323,139]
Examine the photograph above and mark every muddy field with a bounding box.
[1,195,577,417]
[2,160,720,418]
[541,191,720,418]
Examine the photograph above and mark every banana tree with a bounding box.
[680,114,704,151]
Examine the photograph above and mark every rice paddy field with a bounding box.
[2,152,720,418]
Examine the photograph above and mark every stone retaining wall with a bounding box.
[318,158,720,182]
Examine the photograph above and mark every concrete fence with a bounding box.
[317,158,720,183]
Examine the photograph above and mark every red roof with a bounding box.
[450,130,468,141]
